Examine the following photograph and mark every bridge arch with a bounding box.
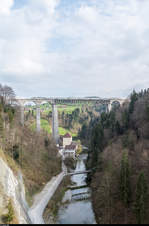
[111,100,120,110]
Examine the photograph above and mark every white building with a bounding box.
[61,133,72,148]
[58,133,78,159]
[63,143,78,159]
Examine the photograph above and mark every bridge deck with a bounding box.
[12,97,126,105]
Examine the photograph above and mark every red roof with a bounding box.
[63,133,72,138]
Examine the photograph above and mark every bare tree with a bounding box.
[0,84,15,104]
[0,83,3,103]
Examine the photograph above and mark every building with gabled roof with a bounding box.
[63,133,72,138]
[63,142,78,159]
[58,133,78,159]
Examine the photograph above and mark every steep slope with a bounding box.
[0,99,62,223]
[0,154,30,224]
[86,89,149,224]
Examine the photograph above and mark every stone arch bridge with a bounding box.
[11,97,127,144]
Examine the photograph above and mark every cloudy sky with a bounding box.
[0,0,149,98]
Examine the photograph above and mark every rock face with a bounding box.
[0,158,31,224]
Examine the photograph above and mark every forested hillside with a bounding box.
[0,84,61,223]
[83,89,149,224]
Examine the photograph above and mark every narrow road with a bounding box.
[28,162,67,224]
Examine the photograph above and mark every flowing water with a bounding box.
[56,154,96,224]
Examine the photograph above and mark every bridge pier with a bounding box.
[108,102,112,112]
[18,100,26,127]
[33,100,43,133]
[20,105,25,126]
[36,105,41,132]
[52,104,59,144]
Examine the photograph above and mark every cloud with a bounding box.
[1,0,149,98]
[0,0,60,78]
[0,0,14,14]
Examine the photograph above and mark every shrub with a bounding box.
[12,145,20,161]
[2,199,14,224]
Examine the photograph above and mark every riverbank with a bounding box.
[43,176,71,224]
[28,172,64,224]
[50,154,96,224]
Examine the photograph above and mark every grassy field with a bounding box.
[26,103,81,138]
[58,127,77,137]
[30,119,77,137]
[42,105,82,115]
[25,103,83,115]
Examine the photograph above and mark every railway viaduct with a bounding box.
[12,97,127,144]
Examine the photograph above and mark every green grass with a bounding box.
[30,119,51,134]
[30,119,77,137]
[27,103,81,138]
[25,104,83,115]
[42,106,82,115]
[58,105,82,114]
[58,127,77,137]
[41,119,52,134]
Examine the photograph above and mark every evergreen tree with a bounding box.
[90,123,104,168]
[120,152,131,206]
[0,114,3,133]
[145,104,149,121]
[79,123,87,139]
[129,90,138,114]
[134,172,148,224]
[0,103,3,112]
[122,110,129,130]
[115,120,122,135]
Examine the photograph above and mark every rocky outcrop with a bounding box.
[0,158,31,224]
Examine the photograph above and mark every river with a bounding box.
[56,153,96,224]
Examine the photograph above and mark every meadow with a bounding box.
[30,119,77,137]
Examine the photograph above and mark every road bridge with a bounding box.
[11,97,127,144]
